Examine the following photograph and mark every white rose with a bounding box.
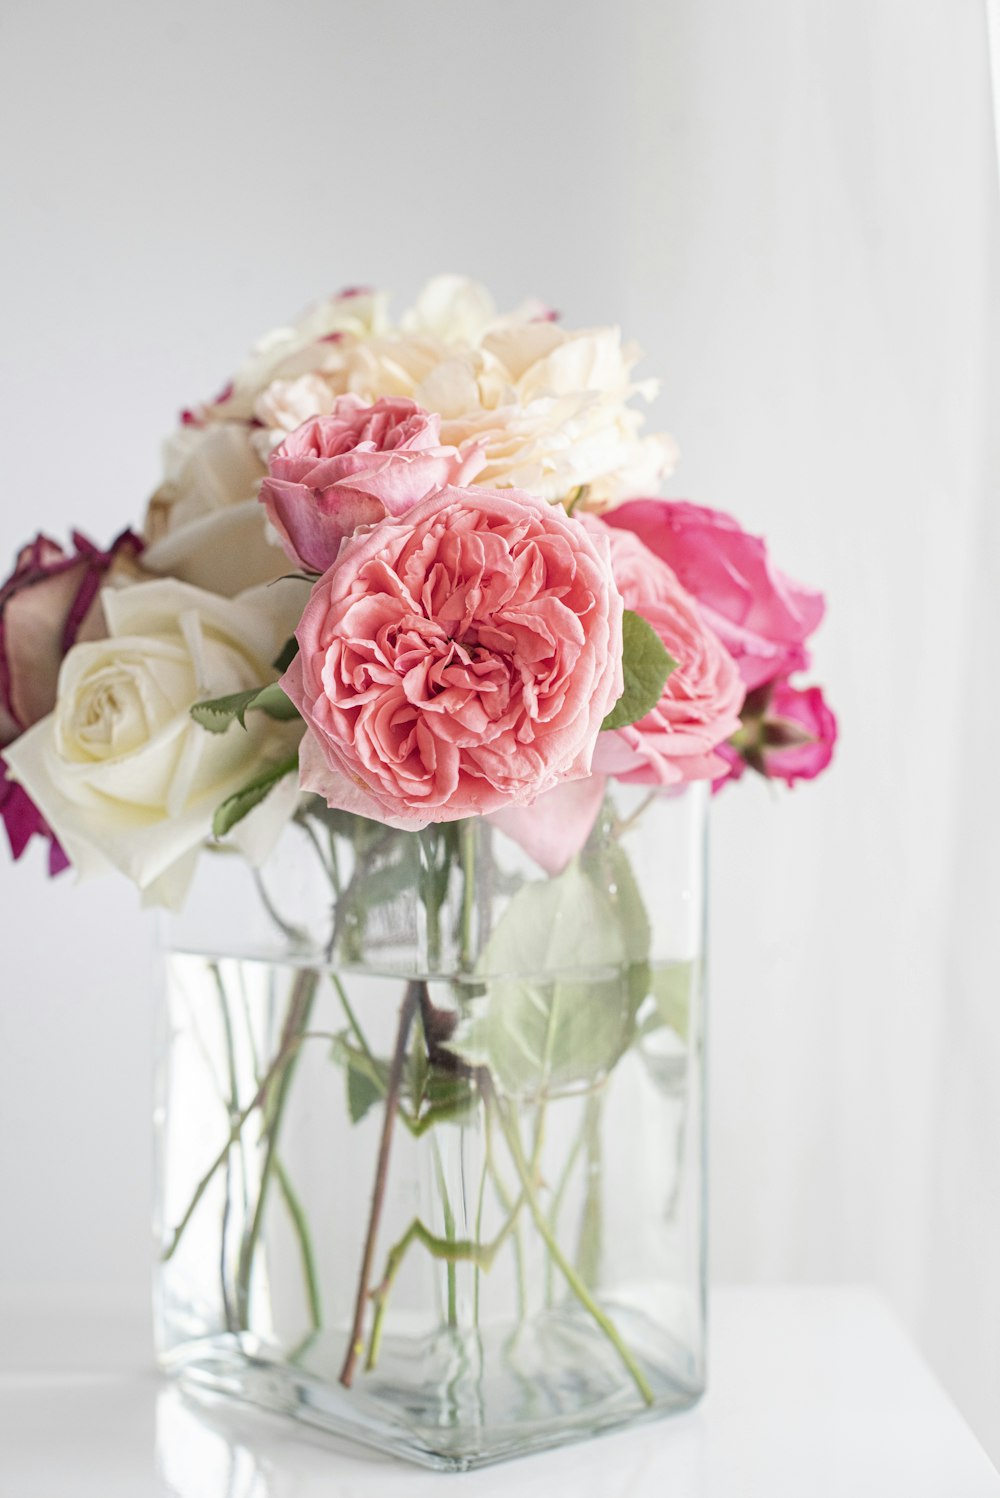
[143,424,285,597]
[3,578,306,908]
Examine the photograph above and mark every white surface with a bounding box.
[3,0,1000,1471]
[0,1288,995,1497]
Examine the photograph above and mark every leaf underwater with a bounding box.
[448,846,652,1097]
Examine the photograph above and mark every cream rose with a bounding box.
[3,578,305,907]
[143,424,285,597]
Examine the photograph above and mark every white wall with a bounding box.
[2,0,999,1463]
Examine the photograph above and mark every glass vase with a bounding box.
[153,782,708,1471]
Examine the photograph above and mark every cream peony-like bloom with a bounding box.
[151,278,678,551]
[340,319,676,507]
[3,577,305,907]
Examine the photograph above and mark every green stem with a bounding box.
[545,1126,586,1307]
[494,1092,654,1407]
[234,967,319,1325]
[274,1158,322,1330]
[485,1102,527,1323]
[332,974,376,1066]
[162,1026,316,1262]
[366,1199,524,1371]
[339,980,422,1388]
[575,1092,604,1289]
[210,963,245,1333]
[473,1145,489,1326]
[431,1136,458,1327]
[459,818,477,971]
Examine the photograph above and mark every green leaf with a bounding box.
[211,755,299,839]
[272,636,299,674]
[601,610,676,732]
[650,962,694,1041]
[191,683,299,734]
[331,1031,475,1132]
[451,856,649,1098]
[347,1063,382,1125]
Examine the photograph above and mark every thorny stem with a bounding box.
[339,979,423,1388]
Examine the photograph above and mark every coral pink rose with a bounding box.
[0,529,143,872]
[588,519,745,785]
[718,679,837,786]
[606,499,825,691]
[259,395,485,572]
[282,487,624,827]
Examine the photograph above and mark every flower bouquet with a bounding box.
[0,277,834,1470]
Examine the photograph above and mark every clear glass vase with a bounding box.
[153,782,708,1471]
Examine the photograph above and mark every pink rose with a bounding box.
[718,679,837,787]
[259,395,485,572]
[588,520,745,786]
[606,499,825,690]
[0,529,143,871]
[282,487,624,827]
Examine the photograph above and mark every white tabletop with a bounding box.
[0,1286,996,1497]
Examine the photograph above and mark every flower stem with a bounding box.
[459,818,477,971]
[339,979,422,1388]
[234,967,319,1326]
[493,1090,654,1407]
[575,1092,604,1289]
[162,1026,313,1262]
[366,1194,525,1371]
[275,1158,322,1331]
[431,1136,458,1327]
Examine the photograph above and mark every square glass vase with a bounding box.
[154,783,707,1471]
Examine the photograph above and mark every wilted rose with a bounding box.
[0,529,143,871]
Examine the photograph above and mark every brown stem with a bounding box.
[339,978,423,1387]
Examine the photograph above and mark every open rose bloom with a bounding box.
[1,275,834,896]
[2,276,836,1468]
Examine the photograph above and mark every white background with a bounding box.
[2,0,999,1466]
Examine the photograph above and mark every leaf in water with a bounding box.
[452,860,647,1097]
[347,1063,383,1125]
[581,836,652,1014]
[601,610,676,732]
[650,962,694,1040]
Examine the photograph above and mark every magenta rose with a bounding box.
[260,395,485,572]
[588,519,745,786]
[0,528,143,870]
[606,499,825,691]
[282,487,624,827]
[718,679,837,787]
